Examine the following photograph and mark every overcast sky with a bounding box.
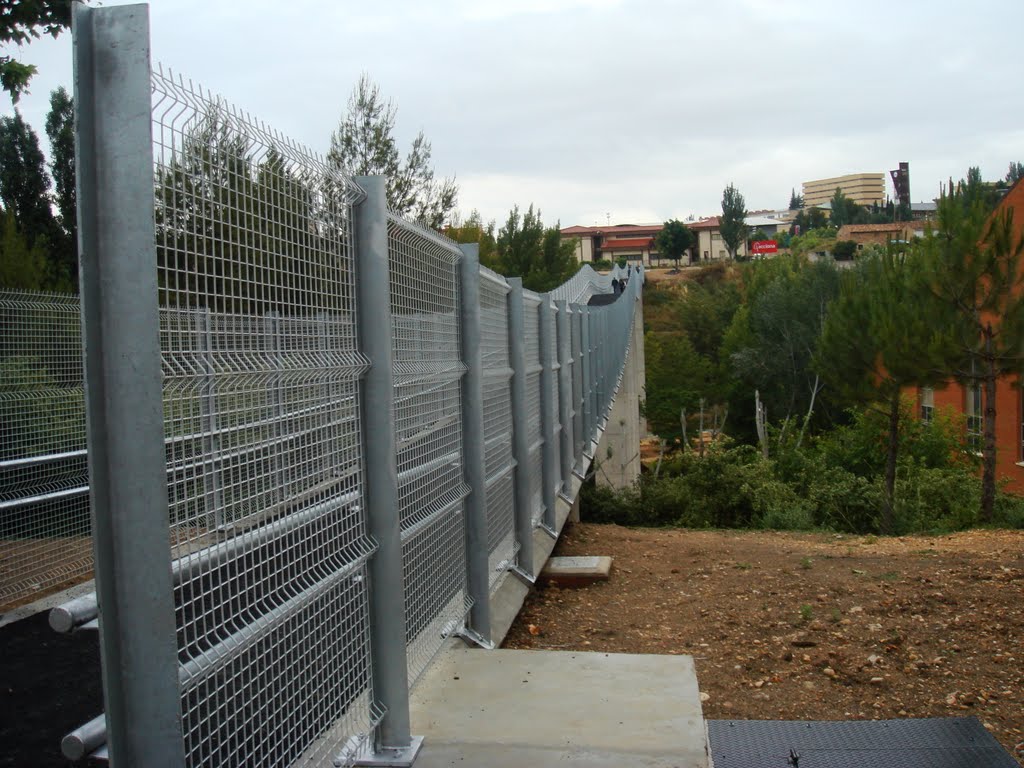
[4,0,1023,229]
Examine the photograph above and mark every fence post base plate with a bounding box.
[354,736,424,767]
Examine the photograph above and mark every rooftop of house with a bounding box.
[836,221,928,240]
[560,223,662,236]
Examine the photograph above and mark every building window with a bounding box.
[920,387,934,424]
[966,381,982,451]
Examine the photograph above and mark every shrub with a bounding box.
[892,465,980,534]
[993,493,1024,529]
[735,459,815,530]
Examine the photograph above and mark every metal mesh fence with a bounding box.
[152,67,378,767]
[386,214,469,686]
[0,291,89,609]
[51,12,647,761]
[477,267,516,590]
[548,263,626,305]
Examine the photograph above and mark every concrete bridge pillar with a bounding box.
[595,294,644,489]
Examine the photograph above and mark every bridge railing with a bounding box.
[6,5,645,767]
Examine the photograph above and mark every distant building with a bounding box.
[561,212,789,266]
[802,173,886,209]
[835,221,927,248]
[690,215,788,262]
[560,224,665,266]
[910,201,937,220]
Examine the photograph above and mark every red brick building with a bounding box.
[916,178,1024,492]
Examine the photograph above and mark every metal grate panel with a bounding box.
[707,718,1020,768]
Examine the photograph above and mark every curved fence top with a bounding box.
[548,263,641,305]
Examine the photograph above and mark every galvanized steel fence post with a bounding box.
[72,4,185,765]
[353,176,421,764]
[457,244,493,645]
[506,278,535,579]
[597,312,607,427]
[555,300,574,496]
[580,305,593,457]
[571,308,585,472]
[538,297,558,534]
[458,243,493,647]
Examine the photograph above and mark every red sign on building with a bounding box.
[751,240,778,255]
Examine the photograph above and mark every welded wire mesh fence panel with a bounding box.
[0,291,90,609]
[477,267,515,589]
[152,67,378,768]
[522,292,544,525]
[386,215,469,686]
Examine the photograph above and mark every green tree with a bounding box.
[831,240,857,261]
[792,206,828,234]
[789,227,836,259]
[654,219,693,268]
[789,188,803,210]
[45,86,76,290]
[0,0,71,103]
[0,207,47,289]
[815,249,952,532]
[328,74,457,229]
[720,183,748,260]
[1007,161,1024,185]
[829,187,863,229]
[728,257,841,444]
[644,330,714,444]
[919,172,1024,523]
[0,111,55,249]
[676,278,742,362]
[494,204,577,292]
[446,210,498,269]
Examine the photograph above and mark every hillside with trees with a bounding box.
[591,169,1024,535]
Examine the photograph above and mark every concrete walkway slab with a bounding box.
[409,648,709,767]
[540,555,613,587]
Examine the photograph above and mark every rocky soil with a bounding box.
[504,524,1024,765]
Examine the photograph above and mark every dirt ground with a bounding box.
[503,523,1024,765]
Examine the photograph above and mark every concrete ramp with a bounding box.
[409,648,709,767]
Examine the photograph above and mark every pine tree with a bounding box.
[920,172,1024,522]
[495,204,577,292]
[327,74,457,229]
[815,248,952,532]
